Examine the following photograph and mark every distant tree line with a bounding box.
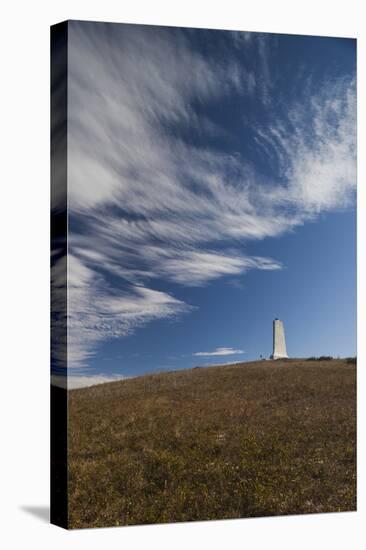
[305,356,356,364]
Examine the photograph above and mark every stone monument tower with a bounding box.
[271,318,288,359]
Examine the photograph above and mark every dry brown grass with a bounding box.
[67,359,356,528]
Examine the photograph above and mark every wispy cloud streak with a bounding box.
[193,347,245,357]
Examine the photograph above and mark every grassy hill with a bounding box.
[68,359,356,529]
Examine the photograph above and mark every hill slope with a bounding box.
[68,359,356,528]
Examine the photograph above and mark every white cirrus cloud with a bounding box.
[193,347,246,357]
[153,250,282,286]
[66,254,193,370]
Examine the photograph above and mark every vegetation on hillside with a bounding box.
[68,359,356,529]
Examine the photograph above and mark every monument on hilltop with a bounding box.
[271,318,288,360]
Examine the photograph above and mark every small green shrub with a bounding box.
[306,356,333,361]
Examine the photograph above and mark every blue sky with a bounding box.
[52,22,356,388]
